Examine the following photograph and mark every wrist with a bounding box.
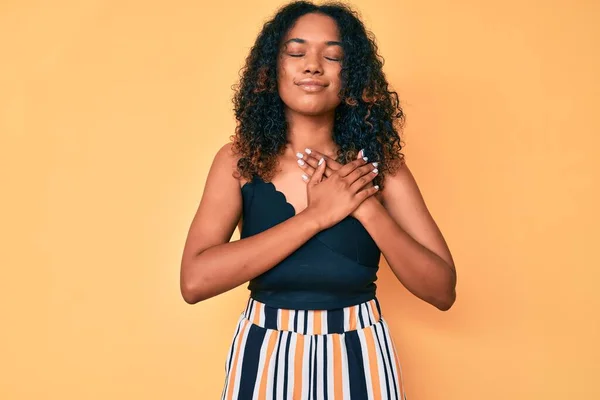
[354,197,383,224]
[296,207,325,234]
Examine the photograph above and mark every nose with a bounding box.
[303,52,323,75]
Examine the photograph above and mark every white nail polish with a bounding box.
[296,152,303,158]
[372,168,378,174]
[362,157,368,161]
[302,174,309,181]
[318,157,324,165]
[374,185,379,190]
[297,159,305,166]
[372,162,379,167]
[305,148,312,154]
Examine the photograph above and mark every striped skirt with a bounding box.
[221,297,407,400]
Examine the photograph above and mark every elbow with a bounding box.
[180,268,207,305]
[181,285,201,304]
[435,291,456,311]
[435,280,457,311]
[437,265,457,311]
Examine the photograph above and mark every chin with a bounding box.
[288,101,339,117]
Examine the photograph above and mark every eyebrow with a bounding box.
[283,38,343,47]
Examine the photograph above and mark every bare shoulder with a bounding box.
[381,162,424,206]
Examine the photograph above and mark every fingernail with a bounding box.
[359,148,364,157]
[362,156,368,161]
[372,162,378,167]
[296,152,304,158]
[374,185,379,190]
[297,159,305,166]
[302,174,309,181]
[372,168,378,174]
[318,157,324,165]
[305,148,312,154]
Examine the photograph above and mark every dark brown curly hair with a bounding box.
[230,1,405,189]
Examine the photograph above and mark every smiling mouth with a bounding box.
[295,80,328,92]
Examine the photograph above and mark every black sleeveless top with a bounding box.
[241,175,381,310]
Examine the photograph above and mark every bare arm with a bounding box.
[361,162,457,311]
[179,143,321,304]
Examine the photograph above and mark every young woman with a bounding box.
[180,1,457,399]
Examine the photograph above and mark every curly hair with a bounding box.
[230,0,405,189]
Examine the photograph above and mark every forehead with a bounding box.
[283,13,340,42]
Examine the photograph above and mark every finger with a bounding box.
[299,154,333,177]
[337,157,368,177]
[308,157,326,186]
[304,148,343,170]
[298,158,316,182]
[350,165,378,192]
[355,184,380,203]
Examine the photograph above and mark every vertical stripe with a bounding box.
[264,305,277,330]
[345,330,368,399]
[293,309,299,331]
[281,309,290,331]
[249,330,272,400]
[238,325,267,396]
[357,329,375,400]
[326,335,335,400]
[358,304,366,329]
[321,310,328,335]
[373,324,394,400]
[312,335,319,400]
[225,314,243,374]
[223,298,403,400]
[271,331,285,399]
[301,333,311,400]
[322,333,328,400]
[307,311,315,336]
[331,334,343,400]
[349,306,357,331]
[364,328,383,400]
[282,331,292,397]
[340,334,351,400]
[308,336,314,400]
[226,319,251,400]
[370,300,380,322]
[327,308,343,334]
[293,334,305,399]
[222,315,244,400]
[373,324,394,399]
[259,331,283,400]
[314,310,322,335]
[303,310,309,335]
[253,302,262,325]
[380,318,403,400]
[244,298,253,319]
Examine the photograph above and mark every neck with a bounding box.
[284,109,338,157]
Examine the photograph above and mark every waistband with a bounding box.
[242,296,382,335]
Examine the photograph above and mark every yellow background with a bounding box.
[1,0,598,399]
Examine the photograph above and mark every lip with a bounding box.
[295,79,328,92]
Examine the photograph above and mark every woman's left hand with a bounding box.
[296,148,381,222]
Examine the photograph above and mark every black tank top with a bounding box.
[240,175,381,310]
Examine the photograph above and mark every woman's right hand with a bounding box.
[302,157,379,230]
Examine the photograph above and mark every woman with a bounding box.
[180,1,457,399]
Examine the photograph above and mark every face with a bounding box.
[277,13,344,116]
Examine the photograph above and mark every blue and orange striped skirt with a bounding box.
[221,296,408,400]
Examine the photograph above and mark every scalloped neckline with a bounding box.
[241,176,301,216]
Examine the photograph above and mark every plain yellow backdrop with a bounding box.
[1,0,599,399]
